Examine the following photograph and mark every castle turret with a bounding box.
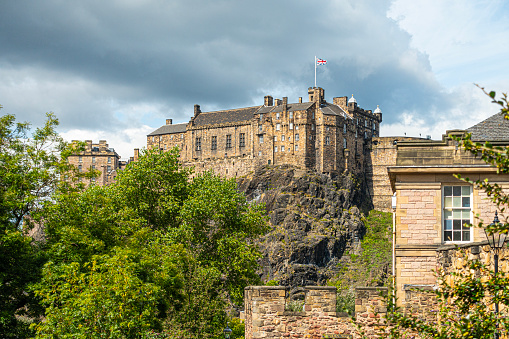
[374,105,382,123]
[308,87,324,104]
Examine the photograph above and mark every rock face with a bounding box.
[237,165,371,294]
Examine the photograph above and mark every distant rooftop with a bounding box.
[466,112,509,141]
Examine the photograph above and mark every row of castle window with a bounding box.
[196,134,246,151]
[274,145,299,152]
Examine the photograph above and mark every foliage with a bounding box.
[377,89,509,339]
[376,253,507,339]
[265,279,279,286]
[34,147,268,338]
[336,289,355,315]
[328,210,392,314]
[285,300,304,312]
[0,110,82,338]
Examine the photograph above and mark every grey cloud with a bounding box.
[0,0,450,133]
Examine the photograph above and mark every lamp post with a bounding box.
[223,323,232,339]
[483,211,507,339]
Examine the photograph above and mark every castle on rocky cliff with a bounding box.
[146,87,382,177]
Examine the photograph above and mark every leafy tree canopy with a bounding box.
[35,147,268,338]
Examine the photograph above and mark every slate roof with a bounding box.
[466,112,509,141]
[271,102,314,113]
[193,106,262,126]
[320,102,350,119]
[148,123,187,136]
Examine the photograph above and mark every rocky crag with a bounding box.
[237,165,375,296]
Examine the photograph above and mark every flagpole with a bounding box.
[314,56,317,88]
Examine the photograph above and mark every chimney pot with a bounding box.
[299,97,303,103]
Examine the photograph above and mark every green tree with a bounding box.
[35,148,267,338]
[0,109,81,338]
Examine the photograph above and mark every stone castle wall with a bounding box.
[244,286,391,339]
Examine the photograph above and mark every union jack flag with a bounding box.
[316,58,327,65]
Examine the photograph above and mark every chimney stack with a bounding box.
[274,99,281,106]
[166,119,173,125]
[134,148,139,162]
[299,97,302,103]
[264,95,273,106]
[194,104,201,117]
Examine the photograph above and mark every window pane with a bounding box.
[453,197,461,207]
[444,231,452,241]
[453,186,461,196]
[444,197,452,208]
[462,210,470,219]
[453,231,461,241]
[462,197,470,208]
[453,220,461,230]
[463,231,470,241]
[444,210,452,219]
[444,220,452,230]
[461,186,470,196]
[444,186,452,196]
[453,210,461,219]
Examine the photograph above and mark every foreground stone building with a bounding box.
[388,112,509,305]
[147,87,382,178]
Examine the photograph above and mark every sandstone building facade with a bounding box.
[67,140,126,186]
[147,87,383,178]
[388,112,509,305]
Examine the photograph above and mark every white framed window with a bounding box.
[289,111,293,119]
[258,151,262,156]
[295,134,299,141]
[289,123,293,130]
[296,125,299,130]
[281,135,285,141]
[276,112,280,119]
[295,145,299,151]
[274,146,278,152]
[92,156,96,163]
[274,136,277,142]
[107,157,111,164]
[79,156,82,163]
[276,123,281,131]
[259,135,264,143]
[281,146,285,152]
[325,136,330,145]
[343,124,347,134]
[443,185,472,242]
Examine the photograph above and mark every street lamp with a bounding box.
[483,211,507,339]
[223,323,232,339]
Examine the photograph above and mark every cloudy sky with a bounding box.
[1,0,508,159]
